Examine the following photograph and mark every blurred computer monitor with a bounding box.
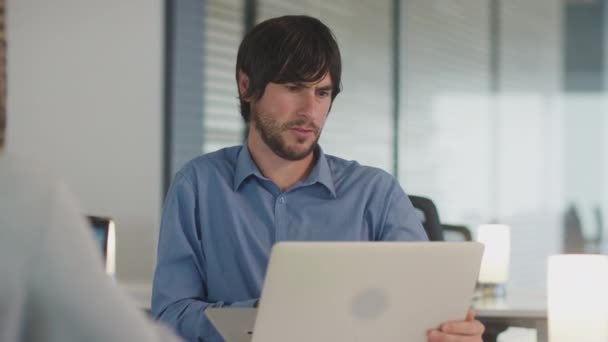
[87,216,116,276]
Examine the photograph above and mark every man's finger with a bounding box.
[440,319,485,336]
[428,329,480,342]
[465,308,476,321]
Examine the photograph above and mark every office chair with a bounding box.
[409,195,444,241]
[562,205,585,254]
[592,206,604,253]
[408,195,472,241]
[442,224,473,241]
[87,215,116,276]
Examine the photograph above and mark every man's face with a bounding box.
[249,73,333,161]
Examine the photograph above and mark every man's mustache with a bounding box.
[282,119,319,133]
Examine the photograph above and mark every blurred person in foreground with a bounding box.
[0,78,181,342]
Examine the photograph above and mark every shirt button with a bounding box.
[279,196,285,204]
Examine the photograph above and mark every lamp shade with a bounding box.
[548,255,608,342]
[476,224,510,283]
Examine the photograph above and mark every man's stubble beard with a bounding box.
[251,109,322,161]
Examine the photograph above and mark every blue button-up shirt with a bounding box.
[152,145,427,341]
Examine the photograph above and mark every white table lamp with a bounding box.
[477,224,510,284]
[475,224,510,298]
[548,255,608,342]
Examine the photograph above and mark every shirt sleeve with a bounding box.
[377,179,429,242]
[27,181,182,342]
[151,171,257,342]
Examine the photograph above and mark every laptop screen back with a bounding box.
[251,242,483,342]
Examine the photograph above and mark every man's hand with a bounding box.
[427,308,485,342]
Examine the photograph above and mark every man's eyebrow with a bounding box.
[290,82,333,91]
[316,85,333,92]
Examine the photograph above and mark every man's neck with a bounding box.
[247,134,316,192]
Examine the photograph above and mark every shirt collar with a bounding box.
[301,146,336,198]
[233,145,264,191]
[233,145,337,198]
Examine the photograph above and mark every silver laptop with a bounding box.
[207,241,483,342]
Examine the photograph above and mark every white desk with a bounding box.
[473,291,547,342]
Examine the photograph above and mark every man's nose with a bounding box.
[297,91,317,117]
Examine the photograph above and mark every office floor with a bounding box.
[499,328,537,342]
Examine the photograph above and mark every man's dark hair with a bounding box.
[235,15,342,122]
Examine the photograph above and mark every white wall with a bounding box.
[6,0,164,285]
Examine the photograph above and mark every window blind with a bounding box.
[202,0,245,153]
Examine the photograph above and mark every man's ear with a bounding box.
[238,70,251,100]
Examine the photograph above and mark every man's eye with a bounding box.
[318,90,330,98]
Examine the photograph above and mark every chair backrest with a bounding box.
[442,224,473,241]
[408,195,472,242]
[408,195,444,241]
[87,215,116,275]
[592,206,604,252]
[563,205,585,254]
